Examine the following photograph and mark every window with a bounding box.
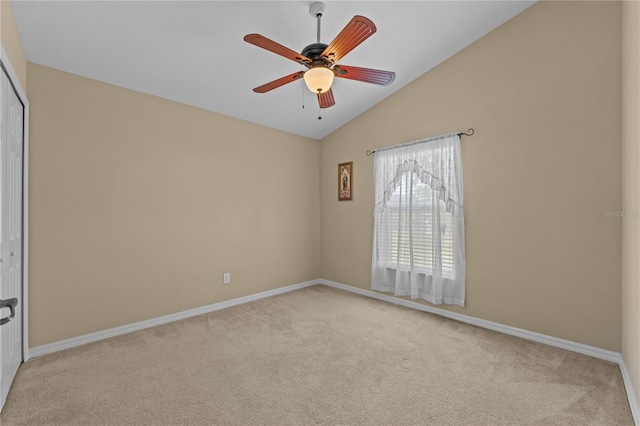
[379,175,455,277]
[371,133,465,306]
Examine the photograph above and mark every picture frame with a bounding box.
[338,161,353,201]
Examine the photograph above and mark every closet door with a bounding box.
[0,66,23,411]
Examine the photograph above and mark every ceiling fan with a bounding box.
[244,2,395,111]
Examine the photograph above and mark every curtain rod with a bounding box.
[365,128,474,156]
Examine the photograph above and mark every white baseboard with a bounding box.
[26,277,639,426]
[620,355,640,425]
[29,280,319,358]
[319,279,620,362]
[318,278,638,425]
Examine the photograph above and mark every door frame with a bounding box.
[0,44,30,362]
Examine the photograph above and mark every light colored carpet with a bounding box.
[0,285,633,425]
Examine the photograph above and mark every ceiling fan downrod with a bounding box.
[309,2,325,44]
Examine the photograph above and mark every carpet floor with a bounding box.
[0,285,634,425]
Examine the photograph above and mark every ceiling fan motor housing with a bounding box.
[301,43,329,63]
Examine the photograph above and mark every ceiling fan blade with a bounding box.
[253,72,305,93]
[318,89,336,109]
[334,65,395,86]
[244,34,312,65]
[321,16,376,64]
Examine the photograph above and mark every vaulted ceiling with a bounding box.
[12,1,535,140]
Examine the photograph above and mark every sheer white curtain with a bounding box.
[371,133,465,306]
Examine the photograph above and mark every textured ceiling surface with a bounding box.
[11,1,534,140]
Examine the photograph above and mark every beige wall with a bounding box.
[0,0,27,90]
[622,0,640,410]
[27,63,320,347]
[24,1,628,357]
[320,1,622,351]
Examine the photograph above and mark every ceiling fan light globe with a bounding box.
[304,66,334,94]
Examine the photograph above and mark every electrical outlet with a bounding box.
[223,273,231,284]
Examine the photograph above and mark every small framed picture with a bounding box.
[338,161,353,201]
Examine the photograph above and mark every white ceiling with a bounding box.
[11,1,534,140]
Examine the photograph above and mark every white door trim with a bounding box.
[0,45,30,362]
